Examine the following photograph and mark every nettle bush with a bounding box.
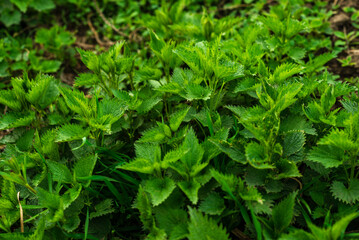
[1,1,359,239]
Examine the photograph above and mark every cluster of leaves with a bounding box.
[1,0,359,239]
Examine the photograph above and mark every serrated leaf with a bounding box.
[272,191,297,233]
[74,154,97,187]
[245,142,274,169]
[56,124,90,143]
[155,207,188,240]
[187,207,230,240]
[136,97,161,113]
[138,127,166,143]
[331,180,359,204]
[199,192,225,215]
[47,160,72,183]
[318,129,356,151]
[185,84,212,101]
[308,145,344,168]
[119,158,154,174]
[74,73,99,87]
[26,74,59,109]
[144,177,176,206]
[178,180,201,204]
[0,90,22,111]
[90,199,115,219]
[283,131,305,157]
[170,107,190,132]
[0,111,35,130]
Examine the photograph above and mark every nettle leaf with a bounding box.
[178,180,201,204]
[74,154,97,186]
[155,207,188,240]
[272,191,297,233]
[139,129,164,144]
[170,107,190,132]
[60,87,91,117]
[26,74,59,109]
[187,207,230,240]
[90,199,115,219]
[270,63,303,84]
[283,131,305,157]
[0,111,35,130]
[162,147,188,169]
[199,192,225,215]
[245,142,274,169]
[16,129,35,151]
[136,97,161,114]
[47,160,72,183]
[278,230,315,240]
[37,187,61,210]
[210,169,237,195]
[62,184,82,209]
[308,145,344,168]
[133,185,153,231]
[184,84,212,101]
[144,177,176,206]
[317,129,356,151]
[56,124,90,142]
[209,139,246,164]
[280,115,316,135]
[149,30,165,54]
[74,73,99,87]
[330,212,359,240]
[0,90,22,111]
[120,158,154,174]
[331,180,359,204]
[306,52,336,73]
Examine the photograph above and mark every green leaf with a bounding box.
[272,191,297,233]
[283,131,305,157]
[155,207,188,240]
[144,177,176,206]
[199,192,225,215]
[185,84,212,101]
[0,90,22,111]
[331,212,359,240]
[178,180,201,204]
[308,145,344,168]
[245,142,274,169]
[10,0,31,12]
[74,73,99,87]
[133,185,154,231]
[138,127,166,143]
[26,74,59,109]
[47,160,72,183]
[0,9,21,27]
[29,0,55,11]
[331,180,359,204]
[0,111,35,130]
[318,129,356,151]
[37,187,61,210]
[180,128,204,171]
[90,199,115,219]
[170,107,190,132]
[74,154,97,187]
[119,158,154,174]
[149,31,165,54]
[279,230,315,240]
[187,207,230,240]
[56,124,90,143]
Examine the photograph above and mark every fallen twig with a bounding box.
[17,192,24,233]
[93,0,128,38]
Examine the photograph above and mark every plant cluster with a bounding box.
[1,0,359,239]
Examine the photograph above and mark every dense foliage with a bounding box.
[1,0,359,239]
